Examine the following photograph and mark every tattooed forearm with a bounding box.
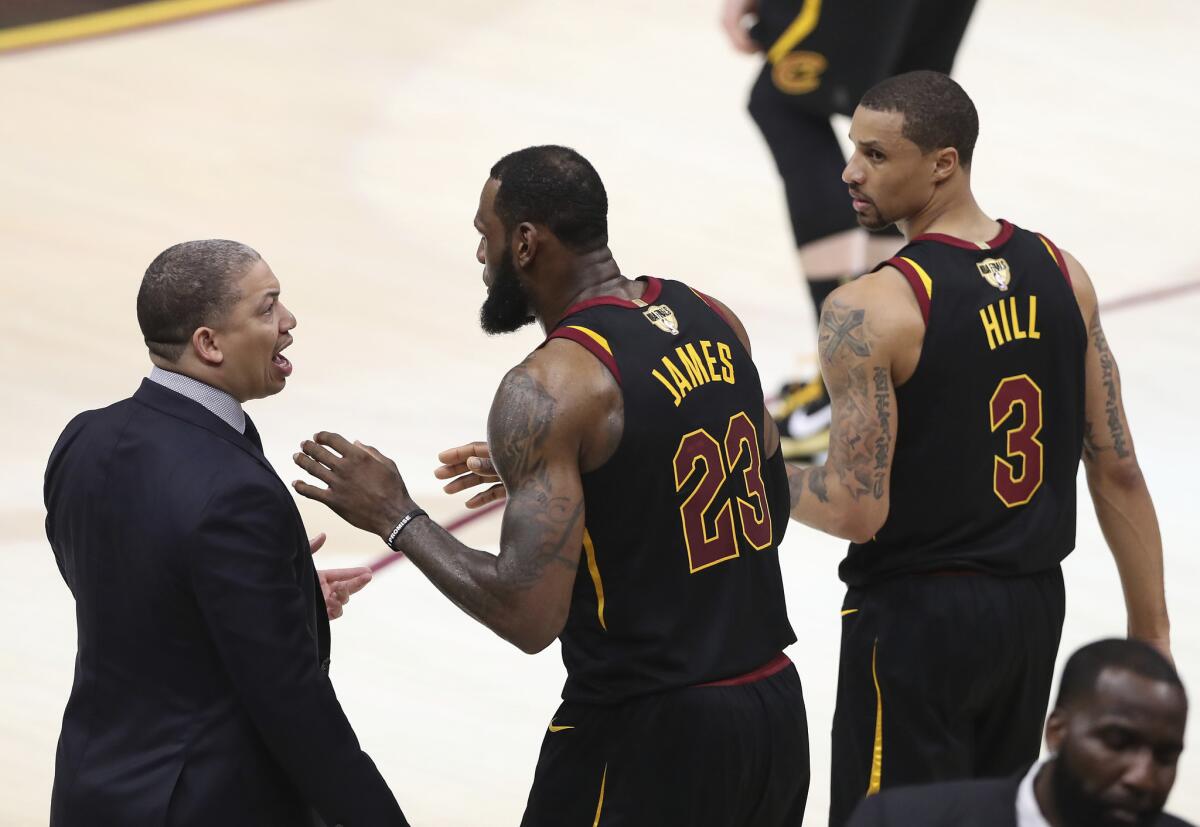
[1090,315,1132,459]
[872,367,891,498]
[1082,420,1101,462]
[786,463,830,510]
[827,364,876,501]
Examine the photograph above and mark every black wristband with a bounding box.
[385,508,427,550]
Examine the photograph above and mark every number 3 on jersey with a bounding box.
[672,411,773,573]
[990,374,1044,508]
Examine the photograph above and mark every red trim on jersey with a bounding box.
[1037,234,1073,287]
[547,327,622,386]
[557,276,663,319]
[691,288,738,331]
[698,653,792,687]
[912,219,1014,250]
[884,256,931,325]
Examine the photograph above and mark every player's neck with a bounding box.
[537,248,634,331]
[902,189,998,245]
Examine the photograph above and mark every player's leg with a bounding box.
[520,702,610,827]
[891,0,979,76]
[973,567,1066,778]
[829,579,978,827]
[745,664,810,826]
[597,670,809,826]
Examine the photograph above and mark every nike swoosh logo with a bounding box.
[548,724,575,733]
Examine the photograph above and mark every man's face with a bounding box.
[475,179,535,335]
[1049,668,1187,827]
[211,259,296,402]
[842,106,938,230]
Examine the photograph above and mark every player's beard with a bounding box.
[480,245,536,334]
[1049,752,1163,827]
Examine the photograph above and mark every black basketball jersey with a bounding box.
[839,221,1087,586]
[543,277,796,705]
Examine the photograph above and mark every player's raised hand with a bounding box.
[435,441,507,509]
[721,0,761,54]
[293,432,416,539]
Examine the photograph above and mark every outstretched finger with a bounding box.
[434,461,470,480]
[437,441,490,465]
[465,483,507,509]
[322,566,373,591]
[294,452,338,485]
[442,472,495,495]
[309,532,327,554]
[314,431,356,457]
[293,479,331,503]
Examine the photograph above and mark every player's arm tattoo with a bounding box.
[1087,314,1132,460]
[819,300,891,502]
[488,365,584,589]
[786,463,830,508]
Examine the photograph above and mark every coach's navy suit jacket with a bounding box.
[846,771,1193,827]
[44,379,407,827]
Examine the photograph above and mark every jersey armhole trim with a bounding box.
[547,326,623,386]
[1036,233,1073,287]
[881,256,932,325]
[688,286,739,332]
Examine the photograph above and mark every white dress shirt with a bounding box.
[1016,761,1053,827]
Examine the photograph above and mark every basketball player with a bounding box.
[721,0,978,459]
[292,146,809,825]
[778,71,1172,825]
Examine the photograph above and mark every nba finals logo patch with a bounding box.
[977,257,1012,291]
[643,304,679,335]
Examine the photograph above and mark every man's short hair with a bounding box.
[136,240,260,362]
[1055,638,1186,709]
[860,70,979,167]
[489,145,608,253]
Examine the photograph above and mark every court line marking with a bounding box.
[0,0,283,56]
[364,276,1200,574]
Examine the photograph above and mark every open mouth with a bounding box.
[272,340,293,377]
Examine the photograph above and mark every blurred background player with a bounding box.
[292,146,809,826]
[721,0,978,460]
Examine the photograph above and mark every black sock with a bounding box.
[808,277,847,317]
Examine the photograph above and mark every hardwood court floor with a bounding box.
[2,0,1198,823]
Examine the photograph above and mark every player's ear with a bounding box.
[932,146,959,182]
[1044,707,1067,755]
[516,222,539,268]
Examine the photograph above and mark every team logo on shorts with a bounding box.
[772,50,828,95]
[977,257,1012,291]
[643,304,679,335]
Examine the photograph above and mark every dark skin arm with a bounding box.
[294,341,617,654]
[1066,251,1169,657]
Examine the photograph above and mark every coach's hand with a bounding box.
[310,532,373,620]
[434,441,507,509]
[293,432,416,540]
